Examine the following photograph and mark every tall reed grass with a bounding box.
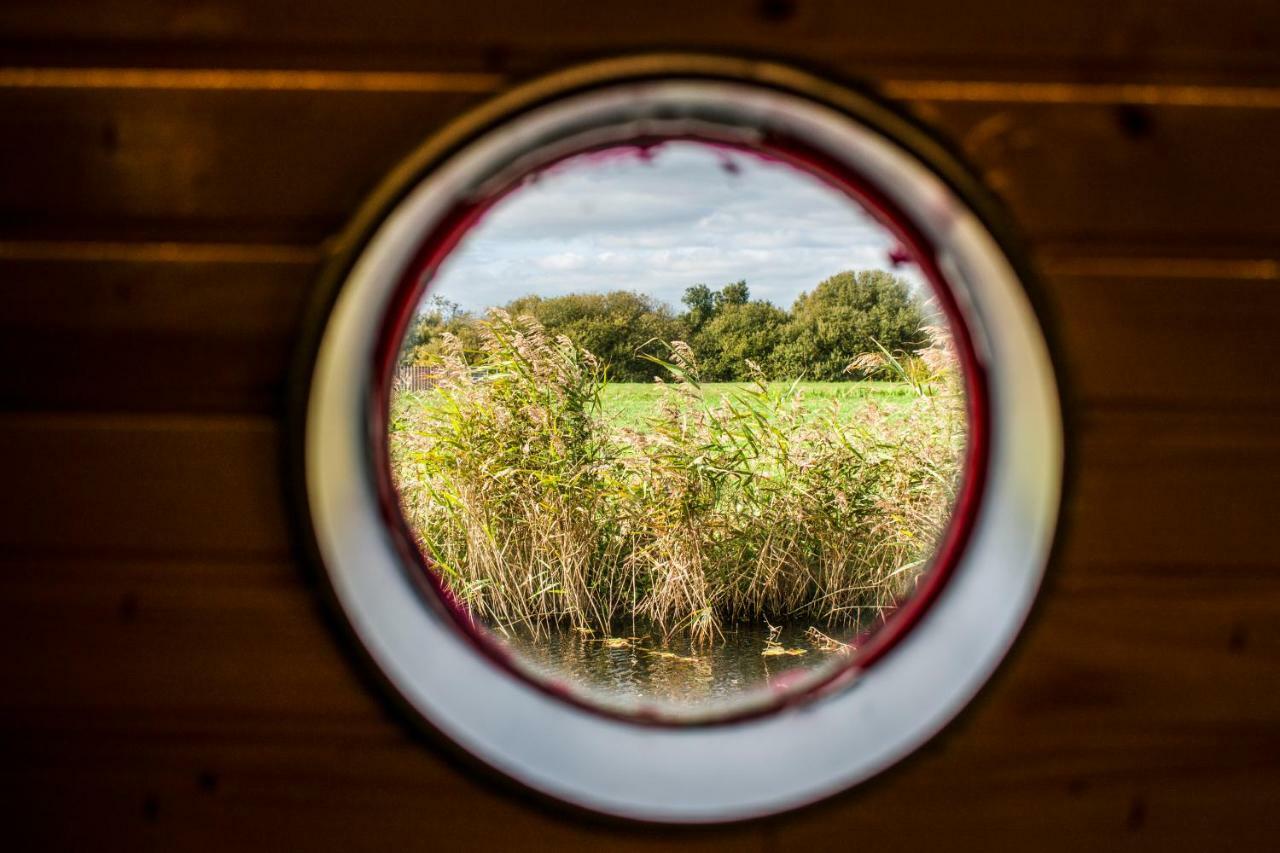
[390,310,964,640]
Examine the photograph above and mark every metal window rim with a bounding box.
[296,56,1064,824]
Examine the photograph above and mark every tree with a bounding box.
[778,270,926,380]
[402,270,928,382]
[501,290,684,381]
[681,284,717,334]
[692,299,790,381]
[681,280,752,337]
[716,280,750,309]
[399,294,477,366]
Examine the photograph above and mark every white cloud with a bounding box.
[424,141,926,314]
[535,252,588,271]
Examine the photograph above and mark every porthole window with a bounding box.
[293,56,1063,823]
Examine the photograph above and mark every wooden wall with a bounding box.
[2,2,1278,849]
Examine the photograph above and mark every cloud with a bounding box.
[425,141,925,313]
[534,252,588,271]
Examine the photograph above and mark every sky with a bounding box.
[421,140,926,315]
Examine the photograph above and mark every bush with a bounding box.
[777,270,928,380]
[690,299,790,381]
[500,290,684,381]
[398,294,481,366]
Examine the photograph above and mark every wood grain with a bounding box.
[1,85,1279,249]
[0,415,286,558]
[2,0,1279,83]
[5,258,1277,414]
[1,555,1276,851]
[0,253,314,413]
[1045,271,1280,410]
[2,408,1276,569]
[0,87,487,243]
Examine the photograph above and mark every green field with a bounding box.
[599,380,914,429]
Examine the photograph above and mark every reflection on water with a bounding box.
[494,621,862,714]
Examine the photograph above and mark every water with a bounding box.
[493,620,861,719]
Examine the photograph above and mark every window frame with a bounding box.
[290,54,1064,824]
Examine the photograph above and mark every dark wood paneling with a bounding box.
[0,415,286,558]
[0,251,315,413]
[2,0,1279,82]
[6,258,1278,414]
[2,85,1279,249]
[3,409,1276,569]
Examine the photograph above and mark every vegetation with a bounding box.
[777,270,929,380]
[398,270,928,382]
[390,305,965,641]
[502,290,683,382]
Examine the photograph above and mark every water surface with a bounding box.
[495,620,861,716]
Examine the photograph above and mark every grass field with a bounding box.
[599,380,915,429]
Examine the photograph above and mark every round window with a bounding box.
[293,56,1063,823]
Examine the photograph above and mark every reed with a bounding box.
[390,310,964,641]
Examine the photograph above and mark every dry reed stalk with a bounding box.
[389,313,964,638]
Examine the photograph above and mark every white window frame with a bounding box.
[293,56,1064,824]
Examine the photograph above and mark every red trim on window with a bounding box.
[367,130,990,727]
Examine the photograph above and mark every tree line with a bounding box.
[400,269,928,382]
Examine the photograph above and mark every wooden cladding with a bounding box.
[1,85,1280,246]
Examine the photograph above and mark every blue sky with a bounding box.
[423,140,925,314]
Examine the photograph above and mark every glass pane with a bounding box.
[388,140,971,721]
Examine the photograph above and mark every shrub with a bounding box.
[689,299,791,381]
[500,290,684,381]
[397,294,480,366]
[777,270,928,380]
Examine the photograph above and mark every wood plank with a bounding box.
[0,86,1279,246]
[1,1,1278,83]
[0,770,764,853]
[1,407,1277,568]
[0,559,364,717]
[774,756,1280,852]
[908,98,1280,250]
[1063,408,1280,569]
[1042,270,1280,410]
[0,253,316,413]
[0,414,287,558]
[0,86,488,243]
[3,254,1277,414]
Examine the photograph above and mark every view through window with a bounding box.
[387,140,972,720]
